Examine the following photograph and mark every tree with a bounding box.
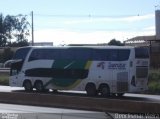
[0,14,7,47]
[108,39,124,46]
[1,48,14,62]
[0,14,30,47]
[9,40,29,47]
[13,14,30,44]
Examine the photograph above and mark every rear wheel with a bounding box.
[34,81,44,92]
[85,83,97,96]
[99,84,110,97]
[23,80,33,92]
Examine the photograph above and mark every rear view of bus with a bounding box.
[131,47,150,92]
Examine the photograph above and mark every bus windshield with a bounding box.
[13,47,31,60]
[135,47,149,59]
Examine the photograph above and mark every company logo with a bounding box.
[97,62,105,70]
[108,62,126,70]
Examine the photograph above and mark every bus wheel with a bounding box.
[53,89,58,93]
[23,80,33,92]
[117,93,124,97]
[85,83,97,96]
[99,85,110,97]
[34,81,44,92]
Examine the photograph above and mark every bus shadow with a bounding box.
[12,90,153,102]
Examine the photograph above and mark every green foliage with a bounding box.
[108,39,124,46]
[8,40,29,47]
[0,14,7,47]
[0,14,30,47]
[148,82,160,93]
[1,48,14,62]
[148,71,160,94]
[0,72,9,86]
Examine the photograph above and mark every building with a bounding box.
[124,35,155,46]
[124,10,160,45]
[124,10,160,68]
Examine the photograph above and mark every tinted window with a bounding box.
[29,49,59,61]
[28,48,130,61]
[118,49,130,61]
[60,50,73,59]
[72,48,91,60]
[92,49,108,60]
[92,49,130,61]
[29,48,92,61]
[135,47,149,59]
[28,49,41,61]
[108,49,118,61]
[136,67,148,78]
[13,47,31,60]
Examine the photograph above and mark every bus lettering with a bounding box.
[108,62,126,70]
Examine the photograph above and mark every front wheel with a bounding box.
[23,80,33,92]
[85,84,97,96]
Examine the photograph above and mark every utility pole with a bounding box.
[31,11,34,46]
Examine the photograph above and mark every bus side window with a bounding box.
[108,50,118,61]
[28,56,35,61]
[92,49,108,61]
[60,49,73,60]
[73,49,91,60]
[28,50,38,61]
[118,50,130,61]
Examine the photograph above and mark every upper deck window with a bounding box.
[92,49,130,61]
[135,47,149,59]
[28,48,130,61]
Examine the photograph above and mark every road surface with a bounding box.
[0,85,160,102]
[0,86,160,118]
[0,103,110,119]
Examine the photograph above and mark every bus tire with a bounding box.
[34,81,44,92]
[23,80,33,92]
[85,83,97,96]
[99,84,110,97]
[53,89,58,93]
[117,93,124,97]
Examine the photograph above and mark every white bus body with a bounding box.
[9,46,149,96]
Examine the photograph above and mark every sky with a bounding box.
[0,0,159,45]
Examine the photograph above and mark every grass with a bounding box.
[0,72,9,86]
[148,69,160,94]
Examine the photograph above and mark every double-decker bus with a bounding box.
[9,46,149,96]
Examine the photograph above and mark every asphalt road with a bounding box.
[0,86,112,119]
[0,102,159,119]
[0,85,160,102]
[0,86,160,118]
[0,103,159,119]
[0,103,110,119]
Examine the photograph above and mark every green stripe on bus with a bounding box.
[44,60,92,88]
